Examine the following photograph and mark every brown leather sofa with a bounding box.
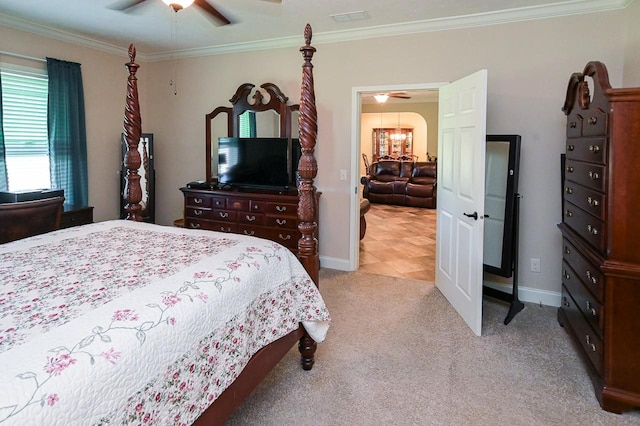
[360,160,437,208]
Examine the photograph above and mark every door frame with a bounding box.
[350,82,448,270]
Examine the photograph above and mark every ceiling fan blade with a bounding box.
[390,95,412,99]
[108,0,148,11]
[194,0,232,25]
[259,0,282,2]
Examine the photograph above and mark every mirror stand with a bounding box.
[483,193,524,325]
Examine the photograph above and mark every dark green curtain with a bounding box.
[0,72,7,191]
[46,58,88,206]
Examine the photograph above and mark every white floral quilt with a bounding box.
[0,220,330,425]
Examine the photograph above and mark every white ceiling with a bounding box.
[0,0,628,60]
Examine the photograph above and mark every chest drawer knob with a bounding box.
[566,166,574,173]
[276,205,287,212]
[246,215,256,221]
[243,230,255,236]
[562,296,570,307]
[567,144,575,151]
[585,334,597,352]
[565,210,574,218]
[588,145,600,153]
[565,186,573,194]
[587,224,599,235]
[219,212,229,218]
[564,246,571,255]
[588,171,600,180]
[569,121,577,128]
[586,301,598,317]
[563,270,570,280]
[276,219,287,225]
[194,210,203,216]
[587,197,599,207]
[189,222,201,229]
[587,116,598,125]
[194,198,203,204]
[586,270,597,285]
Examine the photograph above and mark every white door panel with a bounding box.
[436,70,487,336]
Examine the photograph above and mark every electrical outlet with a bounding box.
[530,258,541,273]
[339,169,347,181]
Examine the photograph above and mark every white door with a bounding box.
[435,70,488,336]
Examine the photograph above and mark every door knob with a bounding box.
[463,211,478,220]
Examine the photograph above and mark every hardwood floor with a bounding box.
[359,203,436,282]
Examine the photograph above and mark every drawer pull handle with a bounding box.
[567,144,575,151]
[246,215,256,221]
[243,230,255,236]
[586,301,597,317]
[276,219,287,225]
[569,121,577,128]
[587,197,599,207]
[194,210,202,216]
[588,145,600,153]
[564,246,571,255]
[588,171,599,180]
[563,270,570,280]
[278,234,291,240]
[565,186,573,194]
[586,271,597,285]
[565,210,573,218]
[566,166,574,173]
[276,205,287,212]
[189,223,200,229]
[254,205,260,210]
[587,116,597,125]
[587,224,598,235]
[219,212,228,218]
[194,198,203,204]
[220,226,230,232]
[562,296,570,307]
[585,335,597,352]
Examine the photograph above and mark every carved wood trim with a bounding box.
[123,44,143,221]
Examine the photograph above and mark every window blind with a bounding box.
[1,69,50,190]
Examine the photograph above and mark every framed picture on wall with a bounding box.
[120,133,155,223]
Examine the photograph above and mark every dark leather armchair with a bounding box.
[0,196,65,243]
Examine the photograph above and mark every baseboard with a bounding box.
[483,280,561,307]
[319,255,351,271]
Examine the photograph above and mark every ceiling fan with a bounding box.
[110,0,281,26]
[366,92,412,103]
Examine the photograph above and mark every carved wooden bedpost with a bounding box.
[297,24,319,371]
[122,44,143,221]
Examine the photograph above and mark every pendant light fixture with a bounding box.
[162,0,195,11]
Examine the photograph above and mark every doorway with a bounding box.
[350,83,445,278]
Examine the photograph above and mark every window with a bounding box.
[1,68,50,191]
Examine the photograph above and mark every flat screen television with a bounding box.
[218,137,301,190]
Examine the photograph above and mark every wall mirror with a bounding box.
[483,134,521,277]
[206,83,298,183]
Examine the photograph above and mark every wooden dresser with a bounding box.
[180,187,317,255]
[558,61,640,413]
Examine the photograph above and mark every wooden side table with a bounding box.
[60,205,94,229]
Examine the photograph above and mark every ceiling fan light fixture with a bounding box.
[374,94,389,103]
[162,0,195,10]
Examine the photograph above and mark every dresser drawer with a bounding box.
[227,198,250,211]
[266,202,297,216]
[185,207,212,219]
[563,182,606,221]
[239,212,265,225]
[563,201,606,253]
[562,260,603,337]
[212,209,237,222]
[562,238,604,300]
[564,159,606,193]
[566,114,583,138]
[581,108,607,137]
[565,137,606,165]
[265,215,297,229]
[210,221,237,233]
[560,286,603,375]
[185,195,211,208]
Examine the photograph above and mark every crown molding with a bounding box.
[0,0,629,62]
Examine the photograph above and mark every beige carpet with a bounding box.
[226,269,640,425]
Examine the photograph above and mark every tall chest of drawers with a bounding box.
[558,61,640,413]
[180,187,318,256]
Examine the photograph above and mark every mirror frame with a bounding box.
[484,134,521,278]
[205,83,299,183]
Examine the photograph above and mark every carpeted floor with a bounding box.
[226,269,640,425]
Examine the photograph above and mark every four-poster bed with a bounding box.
[0,25,326,425]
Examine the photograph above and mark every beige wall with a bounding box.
[0,4,636,301]
[623,0,640,86]
[0,26,145,223]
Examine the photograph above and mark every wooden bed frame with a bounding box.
[121,25,320,425]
